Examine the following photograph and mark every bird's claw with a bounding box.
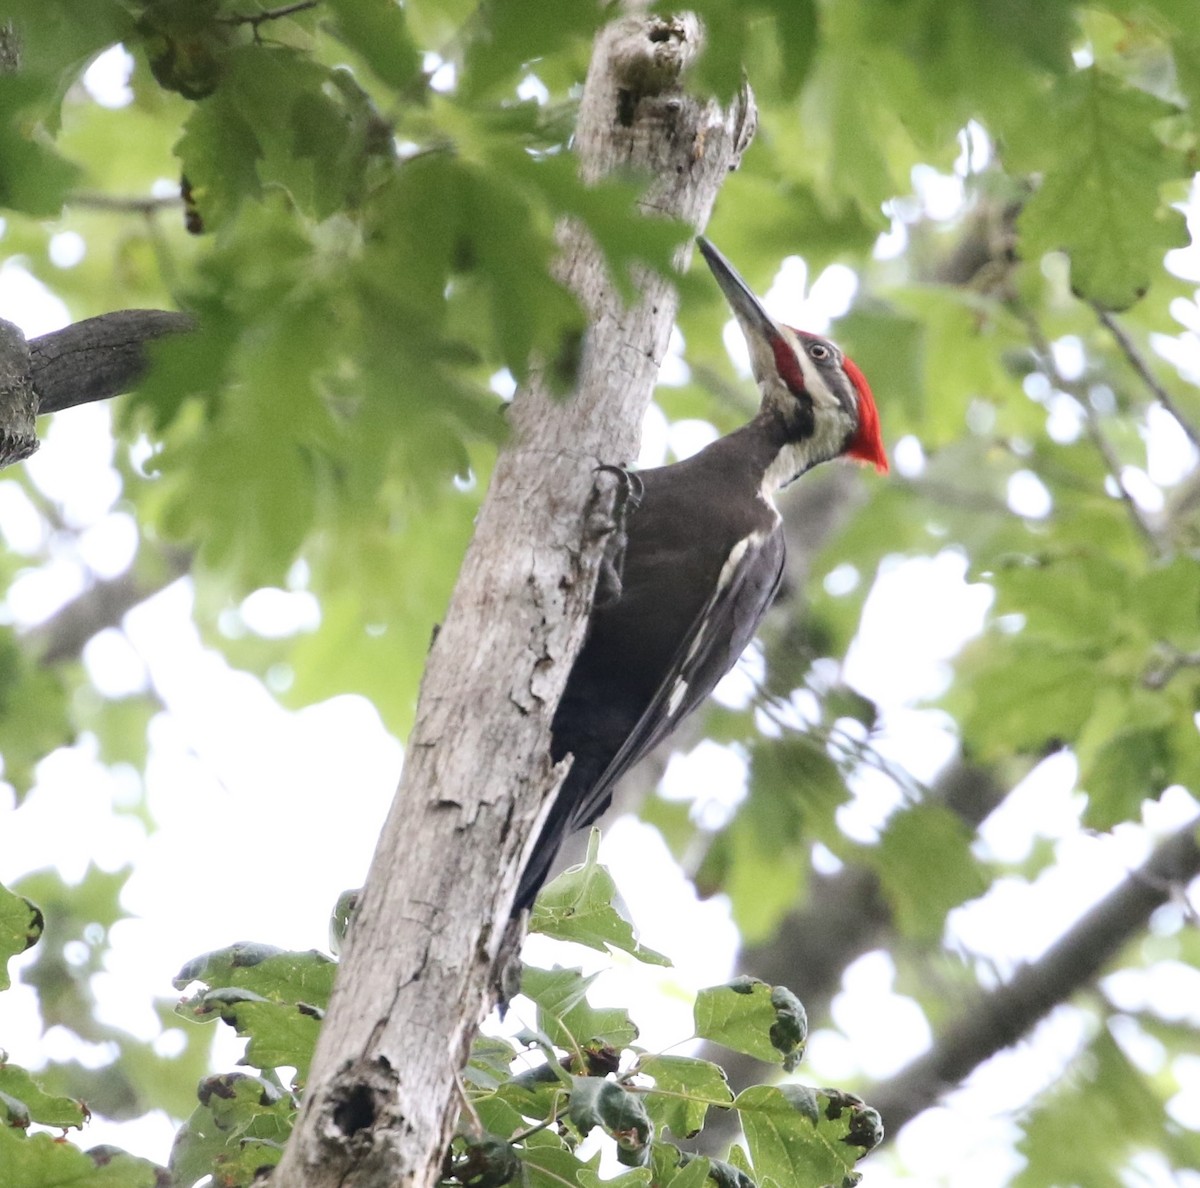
[587,464,642,608]
[593,463,644,513]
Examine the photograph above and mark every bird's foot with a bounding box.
[587,465,643,607]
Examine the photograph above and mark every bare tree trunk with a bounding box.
[272,16,755,1188]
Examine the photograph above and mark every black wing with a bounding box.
[582,523,786,818]
[516,524,785,909]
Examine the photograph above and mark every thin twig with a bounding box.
[222,1,319,33]
[1095,305,1200,451]
[1142,643,1200,691]
[452,1069,484,1139]
[749,674,931,807]
[69,192,182,216]
[1081,408,1162,553]
[507,1098,569,1144]
[1020,309,1163,555]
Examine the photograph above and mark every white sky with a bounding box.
[1,45,1199,1188]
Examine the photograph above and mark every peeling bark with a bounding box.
[272,15,755,1188]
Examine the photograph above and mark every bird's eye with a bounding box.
[808,343,831,362]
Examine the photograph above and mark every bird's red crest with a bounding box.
[841,356,888,473]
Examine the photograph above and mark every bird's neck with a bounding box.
[760,436,822,498]
[708,413,829,502]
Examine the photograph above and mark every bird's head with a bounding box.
[698,237,888,478]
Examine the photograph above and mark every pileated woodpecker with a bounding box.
[516,238,888,910]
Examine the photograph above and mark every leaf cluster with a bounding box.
[2,858,881,1188]
[3,0,1200,1184]
[457,841,882,1188]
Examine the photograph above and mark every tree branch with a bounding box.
[68,192,184,216]
[1019,308,1163,554]
[1095,306,1200,451]
[0,18,19,73]
[865,814,1200,1138]
[694,761,1008,1155]
[0,318,38,466]
[29,548,192,667]
[0,310,196,469]
[272,15,755,1188]
[221,0,320,32]
[29,310,196,415]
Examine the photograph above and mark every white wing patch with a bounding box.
[680,529,769,676]
[667,677,688,717]
[718,533,760,592]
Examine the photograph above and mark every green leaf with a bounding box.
[0,80,83,214]
[747,735,848,852]
[867,803,988,940]
[169,1072,293,1188]
[177,988,323,1080]
[0,1063,87,1129]
[1014,1027,1200,1187]
[531,829,670,966]
[578,1167,654,1188]
[1075,687,1177,829]
[174,943,337,1009]
[4,0,131,127]
[521,965,639,1057]
[0,629,72,797]
[0,883,43,991]
[650,1148,716,1188]
[175,42,389,226]
[569,1077,653,1165]
[639,1054,733,1139]
[735,1085,883,1188]
[1015,69,1191,309]
[0,1127,161,1188]
[174,89,263,229]
[324,0,422,91]
[790,9,930,221]
[465,1034,519,1092]
[688,1,820,101]
[461,0,605,100]
[990,554,1129,645]
[719,814,807,945]
[951,638,1100,760]
[14,865,133,1041]
[693,978,808,1072]
[517,1140,600,1188]
[854,0,1072,129]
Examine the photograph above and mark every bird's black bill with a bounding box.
[698,237,781,338]
[697,236,787,382]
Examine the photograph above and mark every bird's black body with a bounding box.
[513,239,887,911]
[517,424,789,907]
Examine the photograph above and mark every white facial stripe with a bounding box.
[788,330,840,410]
